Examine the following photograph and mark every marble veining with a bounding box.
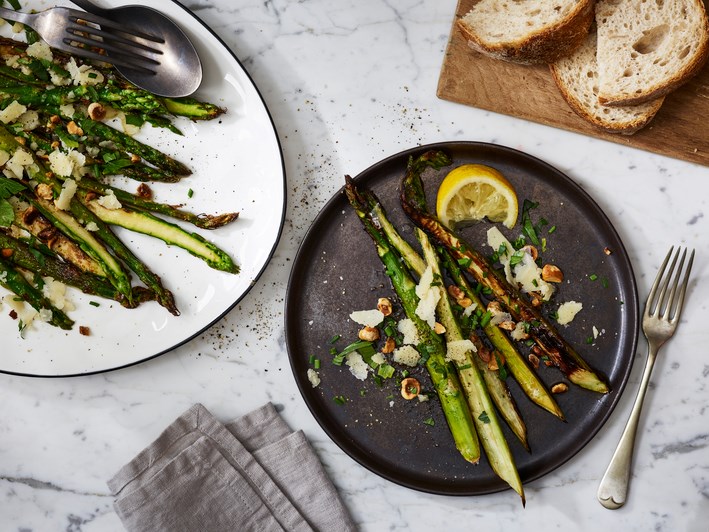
[1,0,708,531]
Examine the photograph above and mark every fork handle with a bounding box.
[597,342,658,509]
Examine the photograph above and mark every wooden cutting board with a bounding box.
[437,0,709,167]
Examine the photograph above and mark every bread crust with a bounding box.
[550,63,664,134]
[457,0,596,64]
[597,0,709,106]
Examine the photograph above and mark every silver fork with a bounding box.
[0,6,163,73]
[597,246,695,509]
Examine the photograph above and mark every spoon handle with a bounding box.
[68,0,109,17]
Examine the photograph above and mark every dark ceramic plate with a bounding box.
[285,142,638,495]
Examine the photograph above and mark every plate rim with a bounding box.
[285,140,639,495]
[2,0,287,379]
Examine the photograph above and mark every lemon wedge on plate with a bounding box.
[436,164,518,229]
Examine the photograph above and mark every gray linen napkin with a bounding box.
[108,403,356,532]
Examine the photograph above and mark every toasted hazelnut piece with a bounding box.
[67,121,83,136]
[1,248,13,258]
[487,351,505,371]
[522,244,538,260]
[447,285,464,300]
[476,345,492,364]
[130,154,142,163]
[603,247,613,256]
[15,136,25,146]
[551,383,568,394]
[50,140,60,150]
[87,102,106,121]
[530,294,543,307]
[458,297,473,308]
[9,309,17,320]
[136,183,153,199]
[79,326,91,336]
[35,183,53,200]
[486,300,502,313]
[498,320,516,331]
[84,191,98,202]
[358,326,380,342]
[377,297,393,317]
[528,353,540,369]
[433,322,446,334]
[49,115,61,125]
[542,264,564,283]
[381,337,396,354]
[400,377,421,400]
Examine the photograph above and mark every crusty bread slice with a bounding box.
[596,0,709,105]
[457,0,595,64]
[551,30,664,134]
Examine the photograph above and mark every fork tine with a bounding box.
[63,42,156,74]
[65,31,162,65]
[66,25,163,56]
[68,12,164,43]
[670,249,694,324]
[646,246,673,317]
[656,247,682,317]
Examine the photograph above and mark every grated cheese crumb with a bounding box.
[392,345,421,367]
[307,368,320,388]
[54,178,77,211]
[26,41,53,62]
[0,100,27,124]
[96,190,122,210]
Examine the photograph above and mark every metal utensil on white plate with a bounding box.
[597,246,695,509]
[69,0,203,97]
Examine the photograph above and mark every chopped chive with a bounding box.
[359,389,366,397]
[329,334,341,343]
[333,395,347,405]
[423,417,435,426]
[589,273,598,281]
[478,411,491,424]
[586,336,595,344]
[89,301,100,307]
[548,225,557,234]
[314,359,320,369]
[308,354,315,365]
[187,188,194,198]
[601,277,609,288]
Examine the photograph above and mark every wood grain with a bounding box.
[438,0,709,166]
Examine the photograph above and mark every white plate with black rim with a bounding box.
[1,0,285,376]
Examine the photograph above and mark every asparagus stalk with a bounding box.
[345,177,480,464]
[441,248,564,419]
[76,177,239,230]
[82,193,239,274]
[0,231,152,307]
[400,150,609,394]
[0,256,74,330]
[367,195,531,446]
[417,227,525,502]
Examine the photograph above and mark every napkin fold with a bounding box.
[108,403,356,532]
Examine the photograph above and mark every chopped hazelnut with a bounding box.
[476,345,492,363]
[1,248,13,258]
[130,154,142,163]
[35,183,53,200]
[15,136,25,146]
[377,297,393,317]
[486,300,502,313]
[522,244,538,260]
[79,326,91,336]
[447,285,464,300]
[9,309,17,320]
[498,320,516,331]
[487,351,505,371]
[381,337,396,354]
[551,383,568,394]
[87,102,106,121]
[528,353,540,369]
[603,247,613,256]
[433,322,446,334]
[136,183,153,199]
[358,326,380,342]
[458,297,473,308]
[400,377,421,400]
[66,121,83,136]
[542,264,564,283]
[49,115,61,125]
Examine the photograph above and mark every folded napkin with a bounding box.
[108,403,356,532]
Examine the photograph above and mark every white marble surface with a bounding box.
[1,0,708,530]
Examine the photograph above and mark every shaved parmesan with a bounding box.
[557,301,582,325]
[346,352,370,380]
[445,339,476,364]
[26,41,53,62]
[54,178,77,211]
[349,308,384,327]
[415,265,440,329]
[0,100,27,124]
[96,190,122,210]
[307,369,320,388]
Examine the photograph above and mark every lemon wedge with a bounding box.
[436,164,518,229]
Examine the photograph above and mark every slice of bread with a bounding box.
[457,0,595,64]
[596,0,709,105]
[551,30,664,134]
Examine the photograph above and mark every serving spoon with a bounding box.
[69,0,203,97]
